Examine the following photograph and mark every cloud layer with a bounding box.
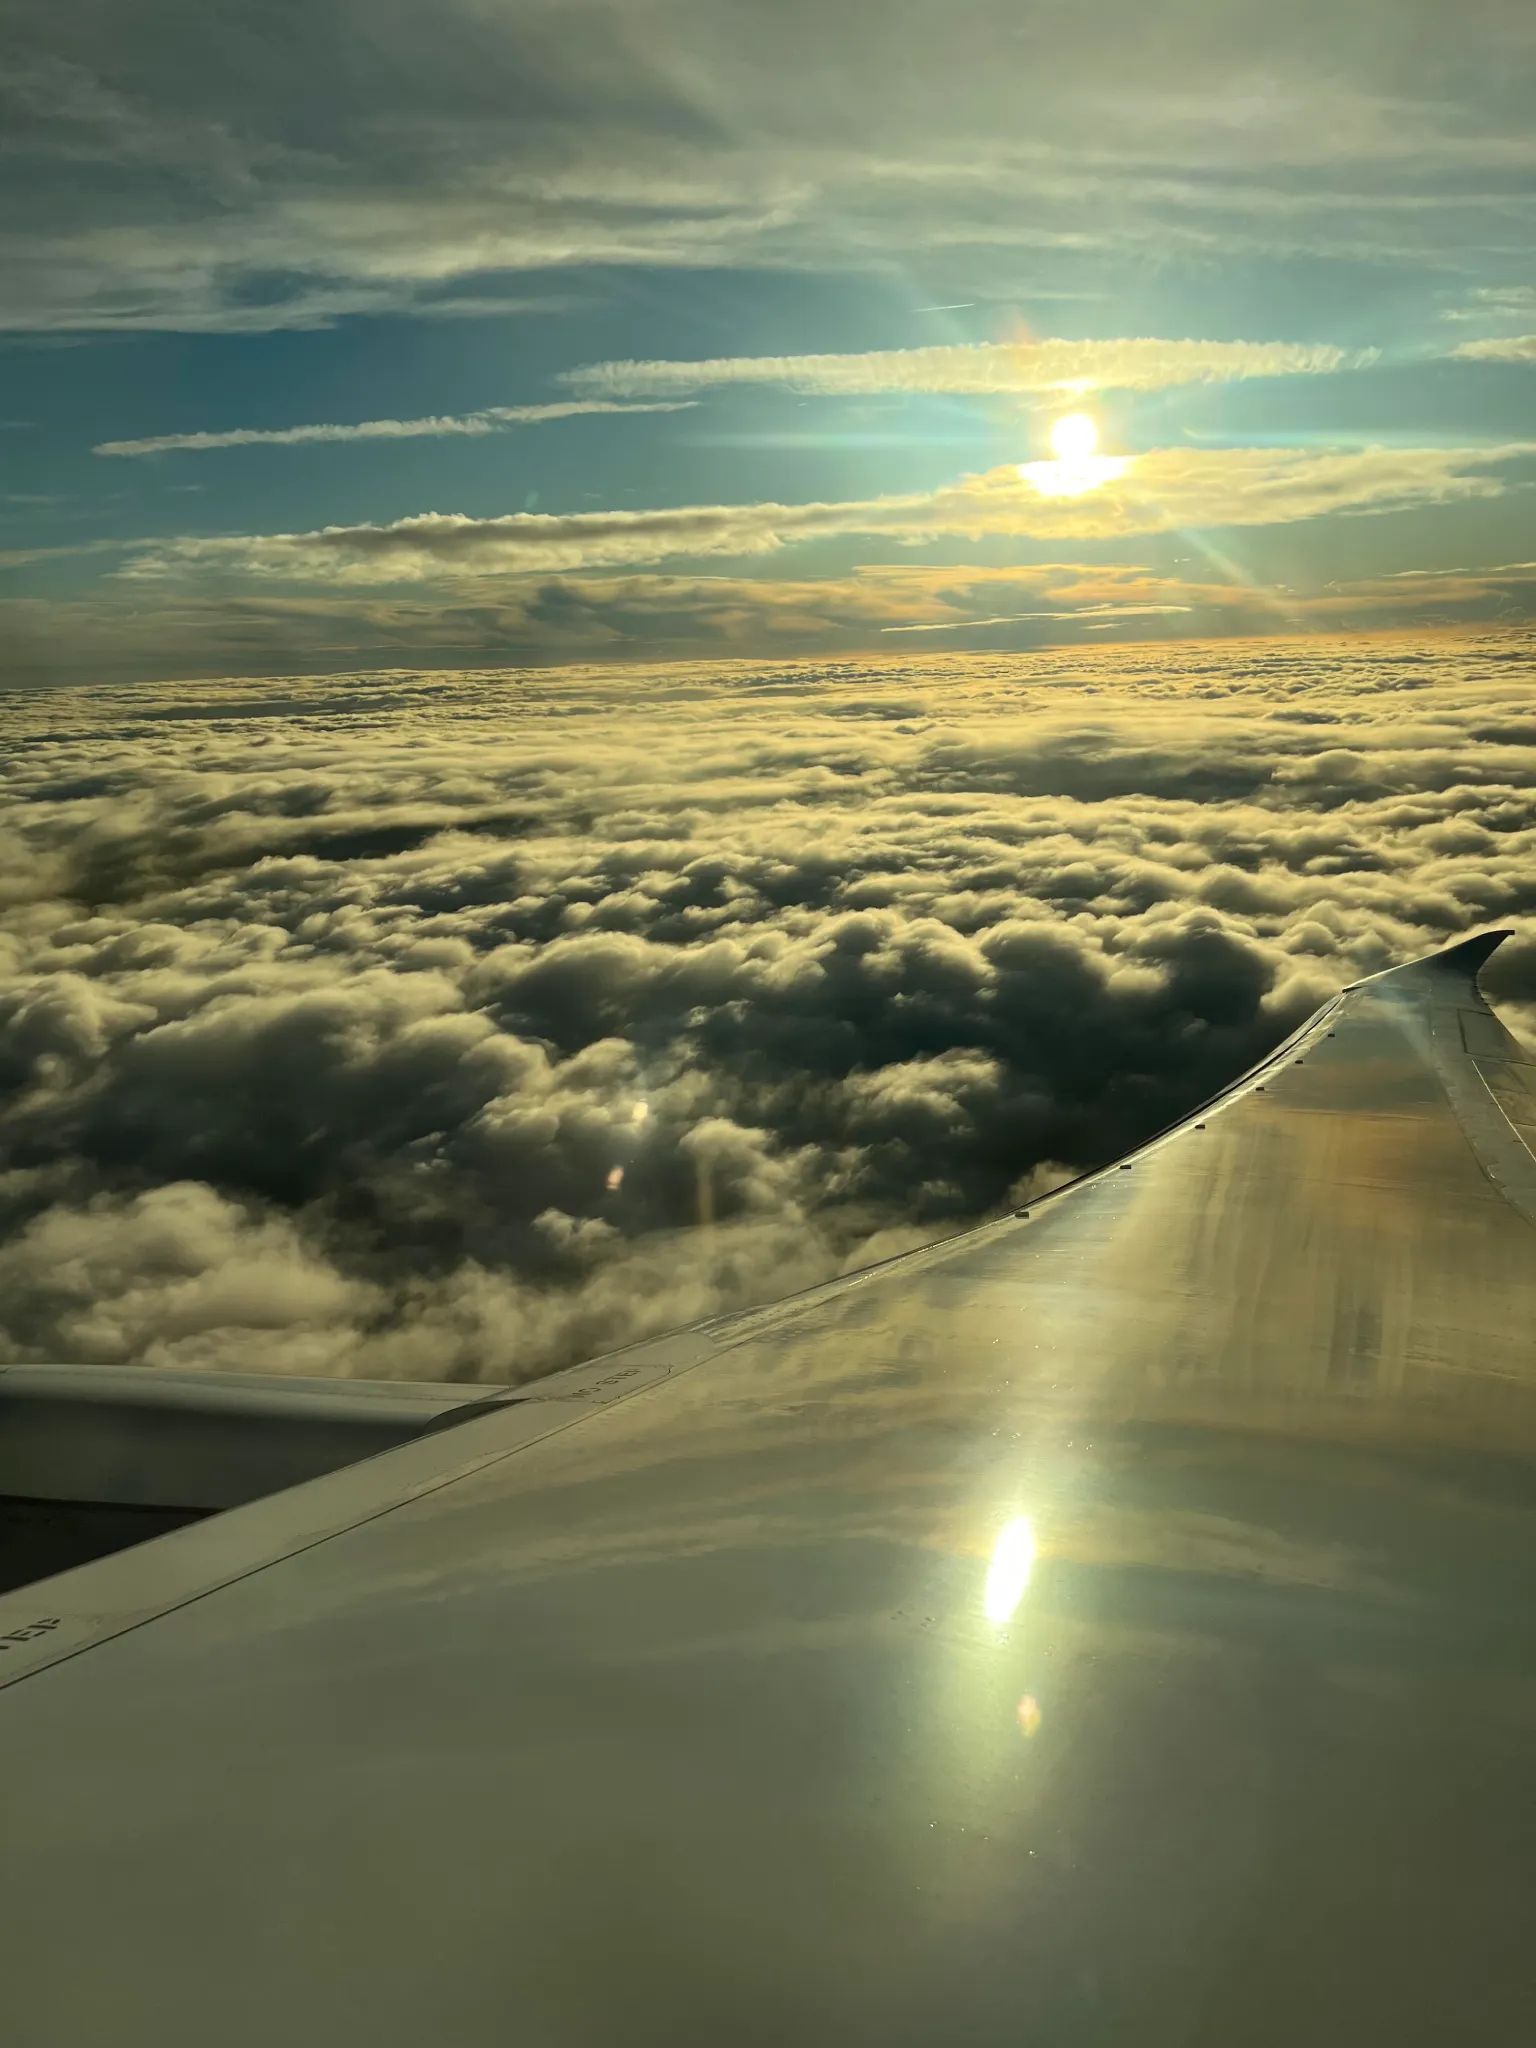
[8,559,1536,687]
[116,445,1531,584]
[5,0,1533,331]
[2,634,1534,1382]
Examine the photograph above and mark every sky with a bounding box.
[1,3,1535,1380]
[2,0,1535,679]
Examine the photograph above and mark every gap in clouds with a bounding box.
[2,633,1533,1383]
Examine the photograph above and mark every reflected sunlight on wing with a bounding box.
[983,1516,1037,1624]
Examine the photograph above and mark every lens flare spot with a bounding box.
[983,1516,1036,1625]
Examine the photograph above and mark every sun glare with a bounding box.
[1019,408,1129,498]
[1049,411,1099,463]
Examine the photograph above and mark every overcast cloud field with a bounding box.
[3,630,1532,1383]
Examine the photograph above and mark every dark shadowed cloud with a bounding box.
[2,634,1533,1380]
[7,561,1536,686]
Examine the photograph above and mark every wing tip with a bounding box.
[1346,928,1513,992]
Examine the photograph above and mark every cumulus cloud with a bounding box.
[114,445,1531,584]
[0,1183,381,1377]
[2,634,1534,1381]
[562,339,1366,400]
[91,401,692,458]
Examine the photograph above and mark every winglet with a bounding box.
[1346,928,1512,992]
[1417,929,1512,976]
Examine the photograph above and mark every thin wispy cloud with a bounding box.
[883,603,1193,632]
[1450,335,1536,363]
[0,536,146,570]
[94,400,691,458]
[1441,286,1536,323]
[563,339,1369,402]
[117,444,1530,584]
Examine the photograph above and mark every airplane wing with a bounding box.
[1,931,1533,2046]
[0,1365,508,1594]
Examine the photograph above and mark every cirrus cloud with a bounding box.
[91,401,692,459]
[562,338,1368,400]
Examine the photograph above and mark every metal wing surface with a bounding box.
[1,932,1534,2046]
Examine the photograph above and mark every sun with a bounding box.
[1049,411,1099,463]
[1018,408,1128,496]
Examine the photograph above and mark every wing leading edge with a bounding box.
[0,933,1534,2046]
